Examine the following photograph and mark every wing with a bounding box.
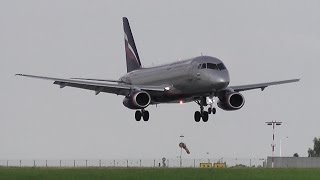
[16,74,167,96]
[70,77,127,84]
[229,79,300,92]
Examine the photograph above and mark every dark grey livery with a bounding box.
[16,17,299,122]
[123,17,141,72]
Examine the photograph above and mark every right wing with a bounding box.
[16,74,167,96]
[70,77,128,84]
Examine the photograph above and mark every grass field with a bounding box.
[1,167,320,180]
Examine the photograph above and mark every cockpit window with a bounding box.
[207,63,218,70]
[199,62,226,70]
[217,63,226,70]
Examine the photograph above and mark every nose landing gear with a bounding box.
[208,107,216,114]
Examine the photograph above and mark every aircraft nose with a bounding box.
[216,77,229,89]
[211,72,230,90]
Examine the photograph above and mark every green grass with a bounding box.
[0,167,320,180]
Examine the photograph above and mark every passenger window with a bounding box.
[201,63,207,69]
[198,64,202,69]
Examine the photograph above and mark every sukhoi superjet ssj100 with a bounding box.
[16,17,299,122]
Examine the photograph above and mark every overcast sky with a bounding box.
[1,0,319,160]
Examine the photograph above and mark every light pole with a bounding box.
[179,135,184,167]
[280,136,288,157]
[266,121,282,168]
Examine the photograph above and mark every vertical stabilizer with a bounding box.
[123,17,141,72]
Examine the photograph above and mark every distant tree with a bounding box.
[315,137,320,156]
[308,137,320,157]
[293,153,299,157]
[308,148,315,157]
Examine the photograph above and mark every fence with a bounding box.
[266,157,320,168]
[0,158,266,168]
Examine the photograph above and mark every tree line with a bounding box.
[308,137,320,157]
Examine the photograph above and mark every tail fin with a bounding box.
[123,17,142,72]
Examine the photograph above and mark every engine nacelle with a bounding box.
[123,91,151,109]
[217,91,245,111]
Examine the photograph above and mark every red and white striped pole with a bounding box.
[266,121,282,168]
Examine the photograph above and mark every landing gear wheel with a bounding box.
[135,111,142,121]
[202,111,209,122]
[194,111,201,122]
[195,97,216,122]
[212,107,216,114]
[143,111,149,121]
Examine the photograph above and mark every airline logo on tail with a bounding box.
[123,17,141,72]
[124,33,139,65]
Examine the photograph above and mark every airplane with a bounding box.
[16,17,299,122]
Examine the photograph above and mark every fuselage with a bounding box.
[120,56,230,103]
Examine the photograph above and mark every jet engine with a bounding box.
[217,90,245,111]
[123,91,151,109]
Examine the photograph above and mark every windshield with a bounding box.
[217,63,226,70]
[207,63,218,70]
[200,63,226,70]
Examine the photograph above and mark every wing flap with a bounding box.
[53,81,126,95]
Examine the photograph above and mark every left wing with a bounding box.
[15,74,167,96]
[229,79,300,92]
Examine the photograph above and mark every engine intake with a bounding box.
[217,91,245,111]
[123,91,151,109]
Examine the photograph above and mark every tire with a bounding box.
[202,111,209,122]
[208,108,212,114]
[135,111,142,121]
[194,111,201,122]
[212,108,216,114]
[143,111,150,121]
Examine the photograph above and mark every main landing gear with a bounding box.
[194,97,216,122]
[135,109,149,121]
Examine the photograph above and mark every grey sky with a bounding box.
[1,0,319,160]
